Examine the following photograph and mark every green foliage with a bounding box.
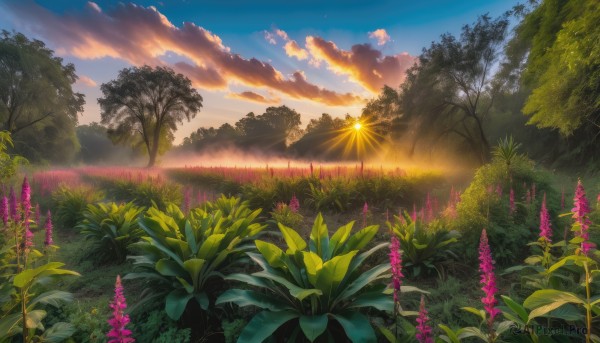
[52,186,105,230]
[0,31,85,164]
[0,131,27,180]
[89,176,181,210]
[388,217,459,278]
[217,214,400,343]
[269,202,303,229]
[126,196,266,321]
[98,65,203,167]
[492,136,522,169]
[451,154,556,265]
[77,202,145,265]
[222,318,246,343]
[132,309,190,343]
[66,305,109,343]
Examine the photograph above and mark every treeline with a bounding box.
[2,0,599,169]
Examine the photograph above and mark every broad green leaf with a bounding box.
[14,262,66,288]
[344,225,379,252]
[302,251,323,286]
[348,291,393,312]
[316,251,358,292]
[156,258,187,277]
[256,240,286,268]
[438,324,461,343]
[278,223,307,252]
[29,290,73,308]
[331,312,376,343]
[336,264,390,302]
[197,234,225,260]
[524,289,585,321]
[183,258,206,289]
[225,273,271,289]
[0,313,22,338]
[501,295,529,323]
[217,289,292,311]
[309,214,329,256]
[253,271,322,301]
[399,285,428,294]
[461,306,486,321]
[300,314,328,342]
[41,322,76,343]
[165,289,194,320]
[25,309,47,330]
[329,221,354,256]
[237,310,299,343]
[457,327,487,341]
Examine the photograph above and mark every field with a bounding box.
[2,156,599,343]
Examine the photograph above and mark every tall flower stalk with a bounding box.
[107,275,135,343]
[44,210,54,248]
[416,295,433,343]
[389,234,404,339]
[479,229,499,341]
[538,193,552,269]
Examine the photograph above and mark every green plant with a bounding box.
[77,202,145,265]
[388,216,459,278]
[269,202,303,229]
[52,186,105,229]
[492,136,522,171]
[126,196,265,321]
[0,131,27,180]
[217,214,416,343]
[133,309,191,343]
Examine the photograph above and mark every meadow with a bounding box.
[2,145,600,343]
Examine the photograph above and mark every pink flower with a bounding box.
[289,194,300,213]
[107,275,135,343]
[389,235,404,303]
[496,184,502,198]
[411,204,417,222]
[1,196,8,226]
[44,210,53,247]
[416,295,433,343]
[363,201,369,215]
[21,177,31,219]
[479,229,500,326]
[572,180,593,255]
[539,193,552,243]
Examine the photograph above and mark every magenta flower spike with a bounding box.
[44,210,53,247]
[416,295,433,343]
[389,235,404,303]
[479,229,500,327]
[289,194,300,213]
[1,196,8,226]
[539,193,552,243]
[21,176,31,218]
[107,275,135,343]
[572,180,593,255]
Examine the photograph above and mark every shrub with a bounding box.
[126,196,266,321]
[217,214,399,343]
[77,202,145,265]
[269,202,303,229]
[52,186,104,229]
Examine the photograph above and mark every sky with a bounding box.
[0,0,520,144]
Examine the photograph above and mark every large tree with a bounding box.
[0,31,85,162]
[98,66,203,167]
[400,14,509,163]
[235,106,302,153]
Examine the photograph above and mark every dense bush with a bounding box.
[126,196,266,322]
[52,186,105,229]
[77,202,145,265]
[217,214,398,343]
[451,155,559,265]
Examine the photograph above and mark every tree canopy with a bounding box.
[98,65,203,167]
[0,31,84,163]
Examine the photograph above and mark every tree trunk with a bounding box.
[147,126,161,168]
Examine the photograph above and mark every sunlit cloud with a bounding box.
[306,36,415,93]
[227,91,280,104]
[77,75,97,87]
[284,41,308,60]
[368,29,391,46]
[5,1,360,106]
[263,31,276,45]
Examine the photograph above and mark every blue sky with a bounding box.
[0,0,520,143]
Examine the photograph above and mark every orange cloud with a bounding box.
[284,41,308,60]
[6,2,360,106]
[77,75,97,87]
[368,29,391,46]
[306,36,416,93]
[227,91,280,104]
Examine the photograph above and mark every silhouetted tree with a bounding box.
[98,66,203,167]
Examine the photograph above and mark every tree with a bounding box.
[98,66,203,167]
[182,123,239,151]
[0,31,84,162]
[400,14,509,163]
[76,123,134,164]
[235,106,302,153]
[290,113,348,158]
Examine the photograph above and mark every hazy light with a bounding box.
[354,122,362,131]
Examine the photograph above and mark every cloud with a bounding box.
[368,29,391,46]
[263,31,276,45]
[77,75,97,87]
[227,91,280,104]
[284,41,308,60]
[5,1,360,106]
[306,36,416,93]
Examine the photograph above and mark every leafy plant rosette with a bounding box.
[125,196,266,320]
[217,214,425,343]
[77,201,145,264]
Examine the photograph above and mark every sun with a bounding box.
[353,122,362,131]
